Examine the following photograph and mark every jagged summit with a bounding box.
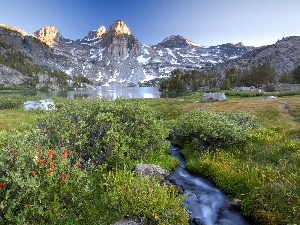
[33,25,64,46]
[0,21,260,86]
[85,25,106,40]
[106,20,130,35]
[158,35,200,48]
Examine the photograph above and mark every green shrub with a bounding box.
[171,110,256,149]
[0,96,26,109]
[0,96,44,109]
[31,98,169,169]
[0,132,91,224]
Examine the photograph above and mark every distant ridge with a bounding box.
[4,19,299,87]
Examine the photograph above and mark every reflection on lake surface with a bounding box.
[29,86,163,99]
[0,86,182,99]
[44,86,162,99]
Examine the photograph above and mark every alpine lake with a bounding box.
[0,86,180,99]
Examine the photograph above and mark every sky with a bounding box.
[1,0,299,47]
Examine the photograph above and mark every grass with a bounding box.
[170,95,300,224]
[0,108,40,132]
[1,94,300,224]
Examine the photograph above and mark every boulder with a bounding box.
[202,92,226,102]
[111,219,143,225]
[135,164,170,179]
[23,99,55,110]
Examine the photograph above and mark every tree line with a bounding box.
[160,64,300,92]
[159,69,222,92]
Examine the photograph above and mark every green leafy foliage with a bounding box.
[224,65,277,88]
[87,169,188,224]
[171,110,256,149]
[0,98,188,224]
[159,69,222,92]
[31,98,169,169]
[0,132,91,224]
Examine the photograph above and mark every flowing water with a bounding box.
[167,145,251,225]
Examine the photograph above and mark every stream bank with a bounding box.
[166,145,252,225]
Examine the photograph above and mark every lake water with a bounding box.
[41,86,162,99]
[1,87,168,99]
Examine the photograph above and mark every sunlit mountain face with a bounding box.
[1,20,257,86]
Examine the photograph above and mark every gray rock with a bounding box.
[202,92,226,102]
[111,219,143,225]
[23,99,55,110]
[135,164,170,179]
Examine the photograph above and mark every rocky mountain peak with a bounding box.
[158,35,200,48]
[85,25,106,40]
[33,25,63,46]
[0,24,27,36]
[234,42,244,47]
[96,26,106,38]
[106,20,130,35]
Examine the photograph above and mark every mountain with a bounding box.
[1,20,258,87]
[157,35,201,48]
[212,36,300,76]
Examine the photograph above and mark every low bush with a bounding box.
[31,98,169,169]
[0,132,91,224]
[0,96,44,109]
[0,131,188,224]
[171,110,256,149]
[0,98,187,224]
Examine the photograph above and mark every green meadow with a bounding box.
[0,93,299,224]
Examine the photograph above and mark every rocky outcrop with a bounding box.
[85,26,106,39]
[111,218,143,225]
[23,99,56,110]
[100,20,141,59]
[33,25,65,46]
[0,24,26,50]
[7,20,299,86]
[213,36,300,76]
[202,92,226,102]
[158,35,201,48]
[0,65,25,85]
[135,164,170,180]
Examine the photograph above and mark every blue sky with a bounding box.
[1,0,299,47]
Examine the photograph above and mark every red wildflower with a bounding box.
[37,152,41,159]
[60,173,67,183]
[30,170,37,176]
[39,159,45,167]
[49,162,55,169]
[47,168,54,174]
[0,182,4,189]
[25,203,30,208]
[48,149,54,161]
[34,144,39,150]
[63,149,69,155]
[75,162,81,168]
[11,149,16,155]
[48,149,54,156]
[62,154,67,159]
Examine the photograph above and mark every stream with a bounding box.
[166,145,251,225]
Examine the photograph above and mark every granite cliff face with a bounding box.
[33,25,65,46]
[2,20,299,86]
